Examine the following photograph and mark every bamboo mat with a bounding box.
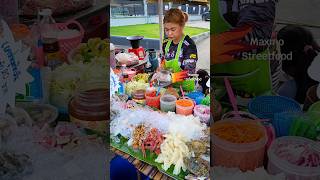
[111,147,174,180]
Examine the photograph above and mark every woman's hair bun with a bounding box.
[183,12,189,23]
[164,8,188,26]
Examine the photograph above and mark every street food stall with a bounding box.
[110,13,211,179]
[110,35,211,179]
[211,0,320,179]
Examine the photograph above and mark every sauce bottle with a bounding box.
[39,9,62,70]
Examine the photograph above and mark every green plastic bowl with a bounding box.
[308,101,320,112]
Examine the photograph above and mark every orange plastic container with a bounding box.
[10,24,30,42]
[176,99,194,115]
[145,91,161,109]
[212,119,267,171]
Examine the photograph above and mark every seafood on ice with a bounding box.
[141,128,165,157]
[130,124,147,149]
[155,133,191,175]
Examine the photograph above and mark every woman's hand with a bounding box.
[172,70,189,83]
[211,25,255,64]
[150,72,159,83]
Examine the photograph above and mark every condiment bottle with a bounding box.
[39,9,62,70]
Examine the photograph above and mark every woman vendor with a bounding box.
[153,8,198,92]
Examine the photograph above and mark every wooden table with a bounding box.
[111,147,174,180]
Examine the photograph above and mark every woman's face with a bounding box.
[164,23,184,41]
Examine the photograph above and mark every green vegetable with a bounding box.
[125,81,149,96]
[50,57,108,110]
[73,38,109,64]
[132,73,149,83]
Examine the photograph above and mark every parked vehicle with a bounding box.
[202,11,210,21]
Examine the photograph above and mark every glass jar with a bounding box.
[160,94,177,112]
[132,89,146,104]
[68,81,108,133]
[158,70,171,86]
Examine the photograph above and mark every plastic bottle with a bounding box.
[30,12,45,67]
[21,11,46,103]
[39,9,62,70]
[118,64,128,94]
[121,64,129,83]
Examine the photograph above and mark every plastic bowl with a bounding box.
[176,99,194,115]
[309,101,320,112]
[15,102,58,129]
[273,112,302,137]
[248,96,302,120]
[193,105,210,124]
[160,94,177,112]
[187,91,205,105]
[212,119,267,171]
[118,94,129,102]
[267,136,320,180]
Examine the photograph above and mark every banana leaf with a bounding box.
[111,137,189,180]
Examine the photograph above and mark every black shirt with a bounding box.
[162,35,198,74]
